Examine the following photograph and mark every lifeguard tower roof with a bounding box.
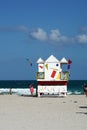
[37,58,44,63]
[45,55,59,63]
[60,57,68,64]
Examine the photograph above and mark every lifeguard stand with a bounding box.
[36,55,70,97]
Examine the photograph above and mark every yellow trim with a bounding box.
[56,73,61,80]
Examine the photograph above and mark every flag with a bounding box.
[68,59,72,64]
[67,64,70,69]
[45,64,48,70]
[67,59,72,69]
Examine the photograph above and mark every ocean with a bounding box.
[0,80,86,95]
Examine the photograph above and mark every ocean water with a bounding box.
[67,80,87,95]
[0,80,86,95]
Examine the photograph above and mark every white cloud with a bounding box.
[1,25,87,45]
[30,28,70,44]
[76,34,87,43]
[30,28,48,41]
[49,29,61,41]
[49,29,69,43]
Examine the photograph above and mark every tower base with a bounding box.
[37,85,67,97]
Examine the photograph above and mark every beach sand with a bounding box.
[0,94,87,130]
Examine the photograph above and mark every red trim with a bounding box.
[38,81,68,85]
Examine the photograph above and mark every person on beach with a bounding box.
[10,88,12,95]
[30,84,34,96]
[83,83,87,97]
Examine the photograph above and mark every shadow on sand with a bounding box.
[76,112,87,115]
[79,106,87,109]
[76,105,87,115]
[20,94,37,97]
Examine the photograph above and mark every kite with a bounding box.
[26,58,32,66]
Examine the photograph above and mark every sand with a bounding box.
[0,94,87,130]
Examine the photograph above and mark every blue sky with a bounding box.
[0,0,87,80]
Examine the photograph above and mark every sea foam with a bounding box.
[0,88,36,95]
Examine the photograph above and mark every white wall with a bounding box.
[44,62,60,80]
[38,63,44,72]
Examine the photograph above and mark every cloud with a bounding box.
[1,25,87,45]
[0,26,70,43]
[30,28,48,41]
[76,34,87,43]
[30,28,70,43]
[31,28,87,45]
[15,25,29,33]
[49,29,69,43]
[49,29,61,41]
[0,25,29,33]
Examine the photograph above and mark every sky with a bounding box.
[0,0,87,80]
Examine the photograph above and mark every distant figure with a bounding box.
[83,83,87,97]
[30,84,34,96]
[10,88,12,95]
